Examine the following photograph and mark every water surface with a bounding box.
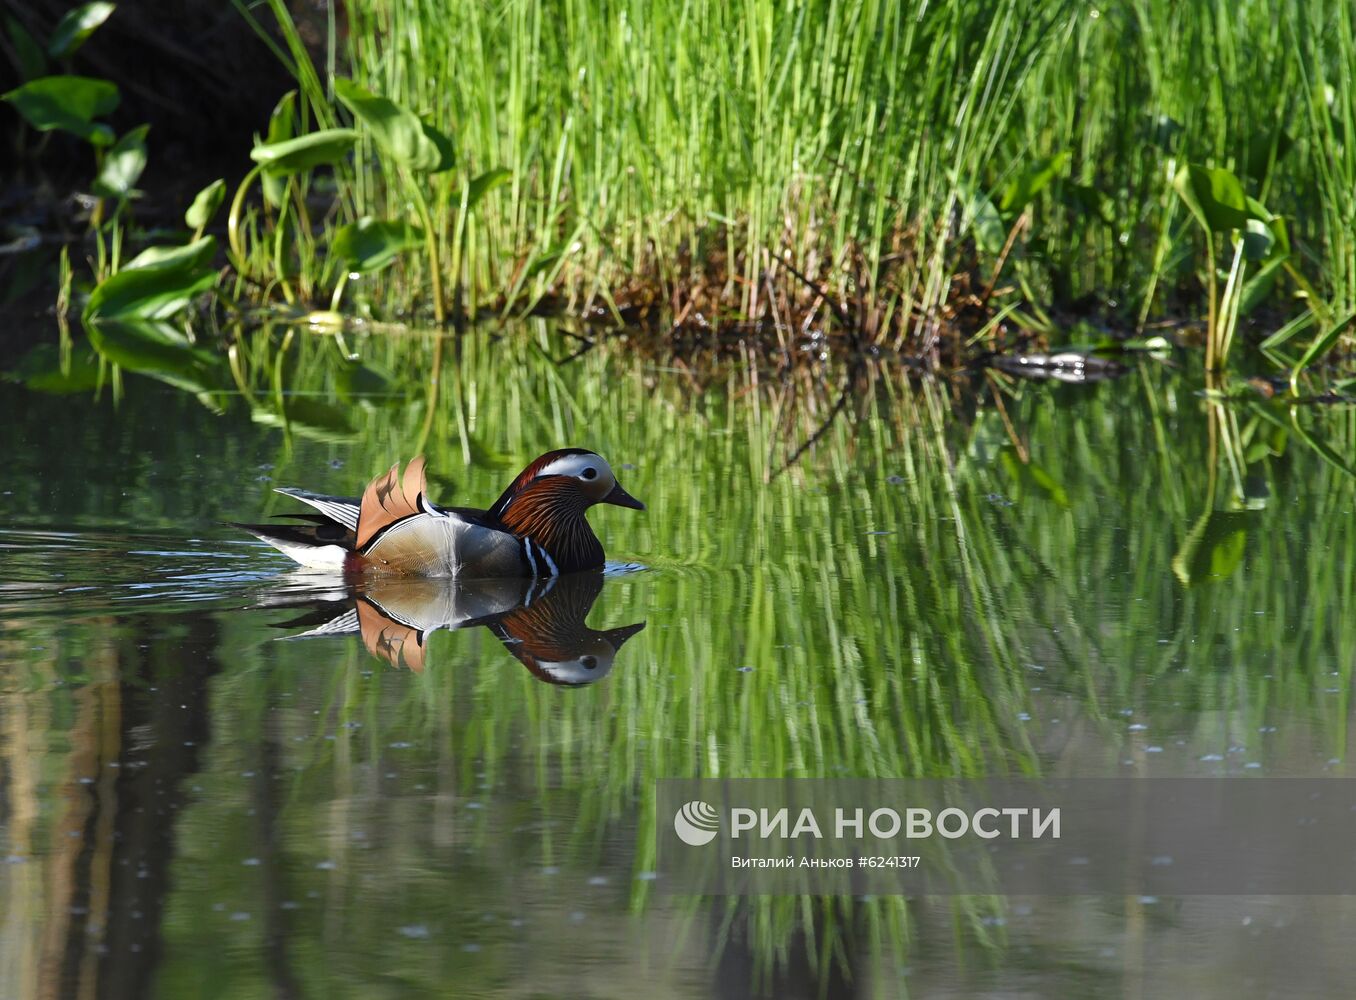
[2,323,1355,998]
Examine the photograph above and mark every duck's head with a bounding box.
[492,449,644,515]
[511,621,647,686]
[490,449,644,572]
[492,572,646,686]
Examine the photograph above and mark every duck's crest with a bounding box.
[357,456,428,551]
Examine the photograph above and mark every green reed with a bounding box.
[262,0,1356,367]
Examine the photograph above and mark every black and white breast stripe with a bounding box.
[519,537,560,578]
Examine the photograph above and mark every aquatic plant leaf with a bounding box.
[334,77,451,173]
[4,15,48,80]
[999,151,1070,215]
[252,398,357,442]
[266,91,296,144]
[1259,310,1314,351]
[1293,307,1356,374]
[91,124,148,200]
[261,91,297,207]
[84,268,218,321]
[185,178,226,230]
[467,168,512,211]
[1238,216,1290,315]
[1239,218,1274,262]
[420,119,455,173]
[1172,510,1249,586]
[47,2,116,58]
[330,217,424,273]
[6,343,101,394]
[1173,163,1250,233]
[123,236,216,273]
[336,360,400,405]
[2,74,118,144]
[84,236,218,320]
[1238,257,1286,317]
[250,128,358,174]
[999,449,1070,508]
[85,319,223,399]
[958,183,1005,254]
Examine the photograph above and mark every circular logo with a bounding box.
[674,800,719,846]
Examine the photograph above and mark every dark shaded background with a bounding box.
[0,1,317,330]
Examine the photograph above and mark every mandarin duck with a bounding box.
[274,572,645,684]
[235,449,644,577]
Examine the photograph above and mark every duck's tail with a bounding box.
[230,514,355,569]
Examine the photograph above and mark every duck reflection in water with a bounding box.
[269,570,645,685]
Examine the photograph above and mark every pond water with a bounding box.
[1,321,1354,998]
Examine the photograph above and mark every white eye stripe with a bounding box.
[537,453,612,482]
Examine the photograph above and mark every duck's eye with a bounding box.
[581,655,598,670]
[581,467,598,480]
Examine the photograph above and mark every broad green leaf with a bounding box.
[336,360,400,405]
[124,236,216,272]
[85,320,223,400]
[85,267,217,320]
[999,449,1070,508]
[91,123,147,200]
[4,15,48,80]
[1172,510,1250,586]
[330,217,424,273]
[999,151,1070,215]
[420,119,455,173]
[1239,217,1274,262]
[266,91,296,145]
[48,2,116,58]
[467,168,512,211]
[1173,163,1250,233]
[84,236,218,320]
[184,178,226,230]
[334,77,452,173]
[252,398,356,442]
[262,90,297,206]
[2,75,118,144]
[250,128,358,174]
